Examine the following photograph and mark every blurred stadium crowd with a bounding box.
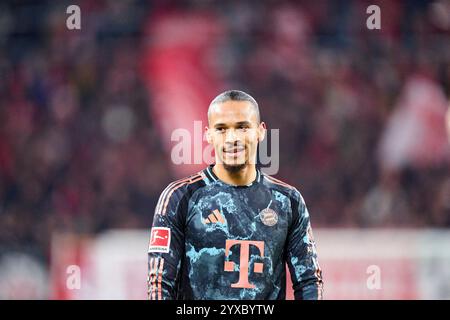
[0,0,449,268]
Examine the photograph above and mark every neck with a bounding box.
[212,163,257,186]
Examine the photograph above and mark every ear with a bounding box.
[258,122,267,142]
[205,126,212,144]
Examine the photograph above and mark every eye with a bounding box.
[215,127,226,133]
[238,125,249,131]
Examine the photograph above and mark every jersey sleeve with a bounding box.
[285,189,324,300]
[147,183,187,300]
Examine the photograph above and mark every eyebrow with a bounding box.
[236,121,251,126]
[213,121,252,128]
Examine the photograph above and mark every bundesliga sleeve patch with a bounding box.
[148,227,171,253]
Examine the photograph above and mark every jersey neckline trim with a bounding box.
[205,164,261,187]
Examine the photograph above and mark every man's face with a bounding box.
[206,101,265,171]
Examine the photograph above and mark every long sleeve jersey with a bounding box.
[147,165,323,300]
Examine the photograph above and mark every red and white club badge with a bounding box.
[148,227,171,253]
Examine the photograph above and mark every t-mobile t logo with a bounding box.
[224,240,265,289]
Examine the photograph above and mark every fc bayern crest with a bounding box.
[259,208,278,226]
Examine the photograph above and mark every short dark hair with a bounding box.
[208,90,260,123]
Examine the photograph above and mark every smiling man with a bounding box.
[148,90,323,300]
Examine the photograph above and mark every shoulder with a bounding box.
[261,172,304,204]
[155,171,207,215]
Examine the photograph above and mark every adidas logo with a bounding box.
[203,209,225,224]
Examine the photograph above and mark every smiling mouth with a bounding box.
[223,147,245,157]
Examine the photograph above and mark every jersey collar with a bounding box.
[205,164,261,187]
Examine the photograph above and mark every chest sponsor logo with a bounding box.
[148,227,171,253]
[259,208,278,226]
[224,239,265,289]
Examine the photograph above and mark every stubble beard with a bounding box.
[223,162,247,173]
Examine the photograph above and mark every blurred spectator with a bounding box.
[360,170,412,227]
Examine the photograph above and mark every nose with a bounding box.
[225,128,239,144]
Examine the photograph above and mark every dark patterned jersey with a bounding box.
[147,165,323,300]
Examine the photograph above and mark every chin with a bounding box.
[223,162,247,173]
